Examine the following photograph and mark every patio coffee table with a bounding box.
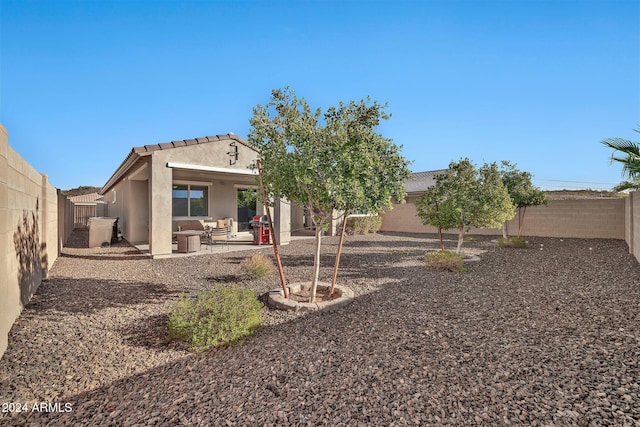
[173,230,203,253]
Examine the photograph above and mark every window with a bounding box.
[172,184,209,217]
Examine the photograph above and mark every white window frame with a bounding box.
[172,181,212,218]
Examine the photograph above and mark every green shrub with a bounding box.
[168,286,263,351]
[425,250,464,272]
[239,254,275,279]
[345,215,383,235]
[498,236,526,248]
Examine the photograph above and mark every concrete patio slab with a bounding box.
[133,232,314,258]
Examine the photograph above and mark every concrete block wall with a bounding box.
[43,176,58,278]
[515,199,625,239]
[635,193,640,262]
[625,196,631,247]
[1,124,59,358]
[381,197,626,240]
[58,192,74,253]
[627,191,640,263]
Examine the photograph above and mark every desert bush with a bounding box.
[345,215,383,235]
[168,286,263,351]
[425,250,464,272]
[240,254,275,279]
[498,236,527,248]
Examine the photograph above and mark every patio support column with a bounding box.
[327,210,343,237]
[274,197,291,245]
[290,202,304,233]
[149,156,173,258]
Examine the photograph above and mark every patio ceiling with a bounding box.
[169,162,258,185]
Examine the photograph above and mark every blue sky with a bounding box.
[1,0,638,191]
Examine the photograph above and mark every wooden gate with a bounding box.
[74,205,96,229]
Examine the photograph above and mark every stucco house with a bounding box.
[99,133,290,258]
[403,170,447,199]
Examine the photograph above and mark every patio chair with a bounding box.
[207,226,230,250]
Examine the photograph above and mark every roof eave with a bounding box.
[99,150,150,195]
[99,133,256,195]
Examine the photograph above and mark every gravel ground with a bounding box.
[1,230,639,426]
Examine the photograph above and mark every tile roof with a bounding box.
[68,192,103,204]
[405,169,448,194]
[131,133,253,154]
[101,133,253,194]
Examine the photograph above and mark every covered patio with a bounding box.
[99,133,291,258]
[133,232,313,258]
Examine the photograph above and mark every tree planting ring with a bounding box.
[266,282,354,312]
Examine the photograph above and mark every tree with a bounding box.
[601,129,640,191]
[249,87,410,302]
[415,159,514,253]
[237,189,257,209]
[324,98,411,295]
[499,161,547,237]
[414,172,448,250]
[475,161,516,238]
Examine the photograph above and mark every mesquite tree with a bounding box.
[499,161,547,237]
[415,159,514,253]
[249,87,409,302]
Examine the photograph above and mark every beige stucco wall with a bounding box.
[1,124,59,359]
[148,155,172,257]
[129,179,149,244]
[101,164,149,245]
[209,181,238,221]
[102,179,126,234]
[162,137,256,168]
[382,196,626,239]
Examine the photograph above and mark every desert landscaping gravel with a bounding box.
[1,230,639,426]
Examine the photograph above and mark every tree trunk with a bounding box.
[502,221,508,239]
[256,160,288,298]
[310,225,323,303]
[436,200,444,250]
[456,227,464,253]
[329,215,348,296]
[518,207,527,237]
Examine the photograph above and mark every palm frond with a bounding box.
[613,180,640,192]
[601,138,640,156]
[602,132,640,180]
